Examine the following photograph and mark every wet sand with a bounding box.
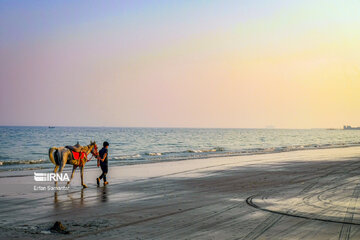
[1,147,360,239]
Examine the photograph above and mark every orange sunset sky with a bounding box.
[1,0,360,128]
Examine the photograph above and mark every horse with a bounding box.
[48,141,99,188]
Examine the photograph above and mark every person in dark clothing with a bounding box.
[97,141,109,186]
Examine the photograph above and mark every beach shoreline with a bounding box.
[3,126,360,173]
[1,146,360,239]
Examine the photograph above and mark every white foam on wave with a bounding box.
[0,159,46,166]
[113,154,141,160]
[147,152,162,156]
[187,147,224,153]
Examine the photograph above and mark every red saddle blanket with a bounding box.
[72,151,86,160]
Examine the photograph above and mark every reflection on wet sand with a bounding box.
[54,191,58,205]
[53,186,108,211]
[80,188,84,206]
[99,186,108,203]
[53,188,86,209]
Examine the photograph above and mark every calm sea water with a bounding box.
[0,126,360,171]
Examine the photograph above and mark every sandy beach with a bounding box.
[1,146,360,239]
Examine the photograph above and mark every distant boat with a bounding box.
[48,126,55,129]
[343,125,360,130]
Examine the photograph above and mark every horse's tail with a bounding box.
[49,147,58,165]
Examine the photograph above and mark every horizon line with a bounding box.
[0,125,343,130]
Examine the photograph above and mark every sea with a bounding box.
[0,126,360,172]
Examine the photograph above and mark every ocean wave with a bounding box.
[145,152,162,156]
[0,159,47,166]
[239,142,360,154]
[142,147,224,157]
[187,147,225,153]
[113,154,141,160]
[3,142,360,170]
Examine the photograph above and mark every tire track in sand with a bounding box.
[243,161,360,240]
[338,180,360,240]
[240,213,283,240]
[240,162,359,240]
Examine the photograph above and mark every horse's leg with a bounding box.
[66,165,77,187]
[54,149,62,186]
[58,156,67,173]
[80,166,87,188]
[57,151,67,186]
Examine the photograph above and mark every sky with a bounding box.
[1,0,360,128]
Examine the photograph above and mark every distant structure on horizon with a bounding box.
[343,125,360,130]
